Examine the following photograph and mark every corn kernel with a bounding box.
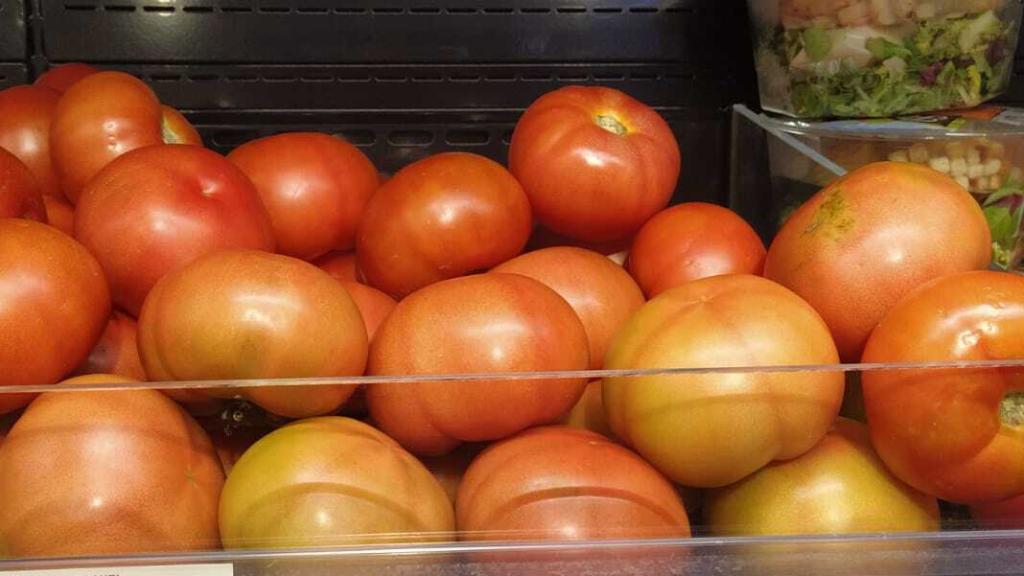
[909,144,930,163]
[951,157,968,177]
[972,177,989,191]
[985,159,1003,176]
[967,146,982,166]
[986,141,1006,159]
[968,163,985,179]
[888,150,910,163]
[929,156,951,173]
[991,175,1003,190]
[955,175,971,189]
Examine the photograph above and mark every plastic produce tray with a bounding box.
[0,0,25,61]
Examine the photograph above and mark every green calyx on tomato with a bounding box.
[595,114,628,136]
[1000,392,1024,427]
[802,189,854,241]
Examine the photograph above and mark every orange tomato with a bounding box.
[219,417,453,548]
[563,380,614,439]
[0,147,45,222]
[493,246,645,369]
[765,161,991,361]
[228,132,378,260]
[367,273,590,456]
[340,280,396,342]
[0,85,63,199]
[627,202,766,298]
[72,311,146,381]
[315,250,361,283]
[862,270,1024,503]
[42,195,74,235]
[603,274,844,488]
[457,426,690,541]
[34,63,98,93]
[138,250,368,419]
[356,152,532,299]
[509,86,679,243]
[0,219,110,413]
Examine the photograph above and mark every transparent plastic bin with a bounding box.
[745,0,1024,118]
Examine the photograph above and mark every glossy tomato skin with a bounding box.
[564,380,614,439]
[34,63,98,93]
[765,161,991,361]
[603,274,844,488]
[706,418,939,536]
[0,381,224,557]
[367,273,590,456]
[862,270,1024,504]
[72,311,146,381]
[0,85,62,199]
[220,416,453,548]
[509,86,679,243]
[457,426,689,541]
[0,219,110,413]
[340,280,396,342]
[627,203,766,298]
[50,71,202,203]
[228,132,379,260]
[493,246,644,369]
[138,250,368,419]
[0,148,45,222]
[315,250,361,282]
[74,144,275,316]
[356,152,532,299]
[42,195,74,235]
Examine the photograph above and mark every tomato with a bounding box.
[199,420,266,477]
[603,274,844,488]
[493,246,644,369]
[34,63,98,93]
[527,225,633,263]
[627,203,766,298]
[0,85,63,199]
[50,71,202,203]
[509,86,679,243]
[0,219,109,413]
[340,280,396,342]
[0,147,45,222]
[315,250,361,282]
[457,426,689,541]
[862,270,1024,504]
[220,416,453,548]
[228,132,379,260]
[356,152,531,299]
[0,380,224,557]
[706,418,939,535]
[74,144,275,316]
[421,444,484,504]
[42,195,74,235]
[971,494,1024,529]
[765,161,991,361]
[138,250,368,419]
[72,311,146,381]
[563,380,614,439]
[367,273,589,456]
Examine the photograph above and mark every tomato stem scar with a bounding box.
[1000,392,1024,427]
[595,115,628,136]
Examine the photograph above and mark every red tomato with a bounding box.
[74,144,275,316]
[219,417,453,548]
[492,246,645,369]
[706,418,939,535]
[340,280,396,342]
[765,161,991,361]
[0,219,110,413]
[509,86,679,243]
[0,85,63,199]
[367,273,590,456]
[315,250,361,282]
[0,148,45,222]
[42,195,74,235]
[72,311,146,381]
[862,270,1024,503]
[971,494,1024,529]
[138,250,368,419]
[0,380,224,557]
[34,63,99,93]
[603,274,844,488]
[50,71,202,203]
[356,152,532,299]
[457,426,690,541]
[228,132,379,260]
[627,203,766,298]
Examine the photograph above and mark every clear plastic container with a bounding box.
[746,0,1024,118]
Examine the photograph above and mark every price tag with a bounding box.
[0,563,233,576]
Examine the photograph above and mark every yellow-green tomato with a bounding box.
[219,417,454,548]
[706,419,940,536]
[603,274,844,488]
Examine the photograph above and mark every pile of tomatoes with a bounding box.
[0,63,1022,560]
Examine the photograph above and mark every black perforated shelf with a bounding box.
[0,1,26,60]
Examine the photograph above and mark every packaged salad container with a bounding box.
[747,0,1024,118]
[745,105,1024,268]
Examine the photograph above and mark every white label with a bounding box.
[0,562,232,576]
